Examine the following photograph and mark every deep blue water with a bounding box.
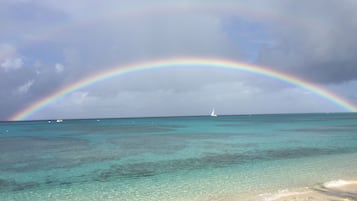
[1,113,357,200]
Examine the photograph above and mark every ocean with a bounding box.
[1,113,357,201]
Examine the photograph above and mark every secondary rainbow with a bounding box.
[9,58,357,121]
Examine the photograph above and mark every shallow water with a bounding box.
[1,113,357,200]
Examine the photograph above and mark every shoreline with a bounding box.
[1,179,357,201]
[249,180,357,201]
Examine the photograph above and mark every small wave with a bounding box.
[257,188,310,201]
[323,179,357,188]
[250,179,357,201]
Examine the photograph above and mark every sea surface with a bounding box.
[1,113,357,201]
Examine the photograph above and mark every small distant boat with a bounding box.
[210,108,217,117]
[56,119,63,123]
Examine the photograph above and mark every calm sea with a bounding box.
[1,113,357,200]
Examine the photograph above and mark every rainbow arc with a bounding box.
[9,58,357,121]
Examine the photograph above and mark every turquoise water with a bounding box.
[1,113,357,200]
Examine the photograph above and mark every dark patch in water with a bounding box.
[0,177,88,192]
[12,182,39,191]
[59,181,72,186]
[92,147,349,182]
[44,179,55,185]
[0,136,99,172]
[96,166,156,181]
[0,179,39,192]
[0,146,352,192]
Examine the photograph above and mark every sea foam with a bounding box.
[323,179,357,188]
[257,188,310,201]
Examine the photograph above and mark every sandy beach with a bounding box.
[258,180,357,201]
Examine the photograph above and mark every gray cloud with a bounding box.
[256,0,357,83]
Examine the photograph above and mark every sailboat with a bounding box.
[210,108,217,117]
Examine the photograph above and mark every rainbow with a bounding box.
[9,58,357,121]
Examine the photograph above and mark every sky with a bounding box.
[1,0,357,120]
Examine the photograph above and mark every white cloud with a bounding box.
[1,57,23,71]
[16,80,34,94]
[55,63,64,73]
[0,44,23,72]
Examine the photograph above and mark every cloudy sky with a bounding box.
[1,0,357,120]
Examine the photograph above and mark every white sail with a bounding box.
[210,108,217,117]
